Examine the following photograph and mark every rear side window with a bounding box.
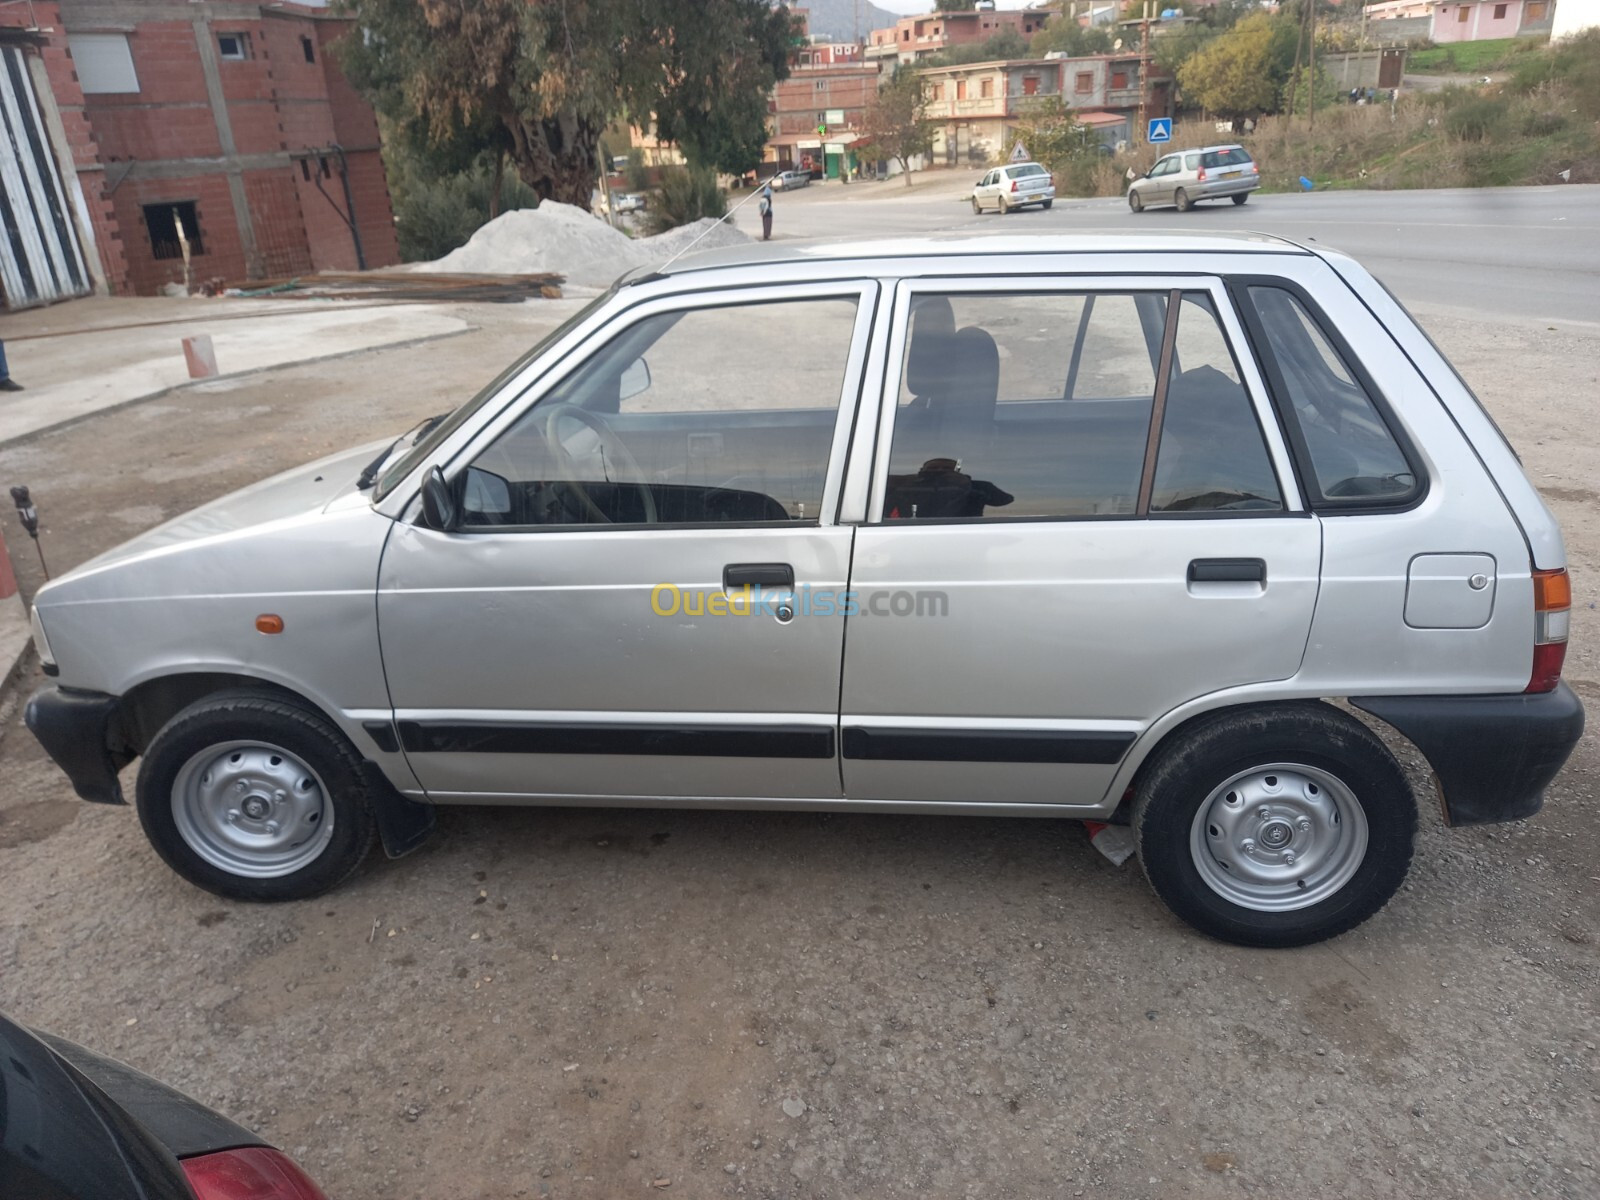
[1245,286,1418,506]
[1202,147,1252,168]
[881,290,1281,521]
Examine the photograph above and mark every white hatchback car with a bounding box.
[24,233,1583,946]
[972,163,1056,214]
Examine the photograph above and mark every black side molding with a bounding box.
[842,726,1133,765]
[397,721,836,760]
[1351,683,1584,826]
[24,686,126,805]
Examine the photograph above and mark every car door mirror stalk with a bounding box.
[421,466,460,532]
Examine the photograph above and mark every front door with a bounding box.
[378,283,876,803]
[840,279,1321,808]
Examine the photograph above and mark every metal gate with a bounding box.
[0,45,92,309]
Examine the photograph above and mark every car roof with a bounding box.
[641,230,1310,280]
[1162,144,1248,155]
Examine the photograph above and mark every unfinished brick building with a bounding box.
[0,0,397,305]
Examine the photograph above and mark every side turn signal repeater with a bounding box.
[255,614,285,635]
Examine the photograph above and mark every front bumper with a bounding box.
[24,685,127,805]
[1351,682,1585,826]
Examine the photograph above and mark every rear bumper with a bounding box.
[24,685,126,805]
[1351,683,1585,826]
[1196,177,1259,199]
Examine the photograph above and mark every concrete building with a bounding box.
[919,54,1171,165]
[1365,0,1558,40]
[867,8,1049,66]
[0,0,397,306]
[767,62,881,177]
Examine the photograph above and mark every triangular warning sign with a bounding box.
[1009,140,1030,163]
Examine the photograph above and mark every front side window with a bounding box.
[1245,286,1417,505]
[882,290,1281,522]
[460,297,859,528]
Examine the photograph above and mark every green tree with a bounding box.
[1177,12,1285,118]
[1029,16,1113,58]
[861,69,936,186]
[336,0,797,210]
[935,0,977,10]
[644,165,728,233]
[1008,95,1099,192]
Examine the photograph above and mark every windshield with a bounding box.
[373,286,618,500]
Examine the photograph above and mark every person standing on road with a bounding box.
[758,183,774,241]
[0,340,20,392]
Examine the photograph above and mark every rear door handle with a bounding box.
[1188,558,1266,583]
[724,562,794,591]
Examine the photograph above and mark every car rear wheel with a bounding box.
[998,196,1011,215]
[136,693,377,901]
[1232,192,1249,206]
[1132,703,1416,947]
[1128,191,1144,213]
[1042,199,1053,210]
[1174,187,1192,212]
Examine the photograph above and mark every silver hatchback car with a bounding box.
[1129,144,1260,212]
[26,233,1582,946]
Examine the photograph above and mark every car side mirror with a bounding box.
[619,357,652,402]
[421,465,459,532]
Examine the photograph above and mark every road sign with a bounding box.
[1147,117,1172,143]
[1009,140,1030,163]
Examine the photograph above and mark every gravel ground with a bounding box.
[0,297,1595,1200]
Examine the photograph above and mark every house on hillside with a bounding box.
[1365,0,1558,41]
[866,7,1049,66]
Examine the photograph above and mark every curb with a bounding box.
[0,523,33,695]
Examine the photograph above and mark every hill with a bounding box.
[791,0,900,41]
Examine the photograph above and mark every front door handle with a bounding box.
[1188,558,1266,583]
[724,562,794,591]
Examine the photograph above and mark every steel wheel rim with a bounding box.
[1188,763,1369,912]
[172,740,335,878]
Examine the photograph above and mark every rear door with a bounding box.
[839,277,1321,808]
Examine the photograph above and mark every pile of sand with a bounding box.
[411,202,750,288]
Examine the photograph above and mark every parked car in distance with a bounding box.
[770,170,810,190]
[0,1010,328,1199]
[972,162,1055,213]
[25,232,1583,947]
[1128,144,1260,212]
[612,192,647,214]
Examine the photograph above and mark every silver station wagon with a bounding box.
[26,233,1583,947]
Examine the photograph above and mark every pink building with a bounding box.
[1365,0,1557,41]
[867,8,1049,65]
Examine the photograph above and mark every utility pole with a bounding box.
[1307,0,1317,130]
[1137,1,1152,145]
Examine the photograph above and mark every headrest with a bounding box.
[905,296,956,396]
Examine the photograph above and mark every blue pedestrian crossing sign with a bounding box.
[1147,117,1172,143]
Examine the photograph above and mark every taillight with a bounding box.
[182,1147,329,1200]
[1249,162,1259,173]
[1010,179,1018,192]
[1527,567,1571,693]
[1047,174,1054,187]
[1197,167,1207,181]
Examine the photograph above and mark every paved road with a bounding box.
[737,179,1600,327]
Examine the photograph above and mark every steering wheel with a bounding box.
[535,403,657,524]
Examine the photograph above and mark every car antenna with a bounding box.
[654,181,772,275]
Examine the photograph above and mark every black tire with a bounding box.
[1174,187,1192,213]
[1232,192,1249,206]
[998,196,1011,215]
[1042,199,1053,210]
[972,196,982,214]
[1128,191,1144,213]
[1132,703,1416,947]
[136,693,377,901]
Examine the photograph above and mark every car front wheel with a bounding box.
[1132,703,1416,947]
[136,693,377,901]
[972,196,982,214]
[1128,191,1144,213]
